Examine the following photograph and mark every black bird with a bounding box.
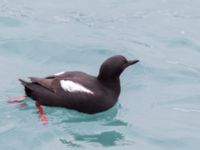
[19,55,139,114]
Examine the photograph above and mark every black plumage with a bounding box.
[19,55,139,114]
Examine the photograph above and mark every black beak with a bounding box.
[123,60,139,69]
[127,60,139,66]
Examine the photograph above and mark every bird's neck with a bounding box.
[98,77,121,96]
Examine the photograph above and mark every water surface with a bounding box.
[0,0,200,149]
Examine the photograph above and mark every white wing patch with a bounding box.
[54,71,65,76]
[60,80,94,95]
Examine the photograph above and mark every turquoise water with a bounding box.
[1,0,200,149]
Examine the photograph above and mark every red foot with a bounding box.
[19,102,28,108]
[8,96,27,103]
[36,102,48,125]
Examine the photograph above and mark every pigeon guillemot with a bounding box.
[19,55,139,114]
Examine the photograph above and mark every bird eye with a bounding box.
[122,60,128,69]
[124,60,128,64]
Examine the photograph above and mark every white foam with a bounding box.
[60,80,94,95]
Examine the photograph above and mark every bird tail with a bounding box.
[19,79,29,86]
[19,79,32,97]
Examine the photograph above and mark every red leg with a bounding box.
[8,95,27,103]
[36,102,48,125]
[19,103,28,108]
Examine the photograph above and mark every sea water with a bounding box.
[0,0,200,149]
